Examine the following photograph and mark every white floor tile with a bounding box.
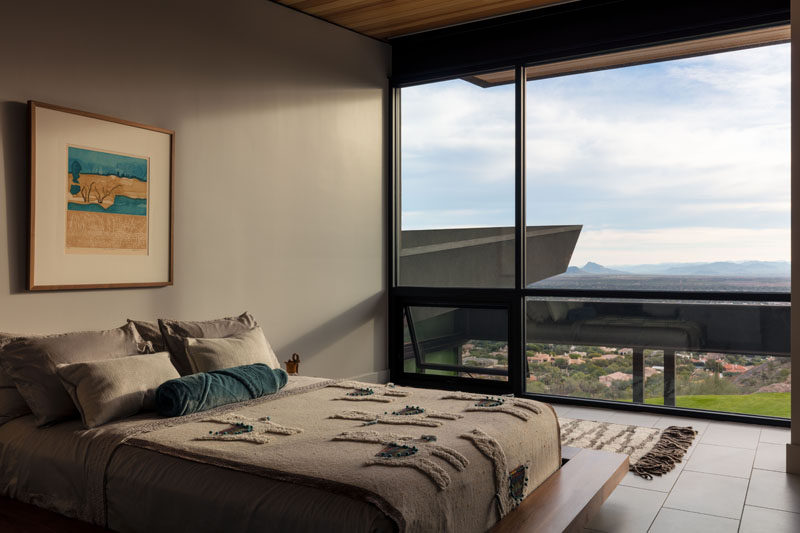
[568,407,618,422]
[760,427,792,445]
[586,485,666,533]
[607,411,660,427]
[620,455,687,493]
[648,507,738,533]
[753,441,786,472]
[700,422,760,450]
[739,505,800,533]
[653,416,709,436]
[663,471,748,519]
[682,434,704,461]
[746,468,800,513]
[549,403,574,418]
[683,443,754,478]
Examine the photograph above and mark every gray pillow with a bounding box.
[158,312,258,375]
[57,352,179,428]
[0,323,151,426]
[183,326,281,374]
[0,333,31,424]
[127,319,168,353]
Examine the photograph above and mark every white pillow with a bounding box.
[57,352,179,428]
[183,326,280,374]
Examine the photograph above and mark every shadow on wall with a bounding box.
[275,291,387,374]
[1,101,27,294]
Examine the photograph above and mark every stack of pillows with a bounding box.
[0,312,283,429]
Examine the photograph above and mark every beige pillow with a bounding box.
[158,312,258,375]
[0,333,31,424]
[57,353,179,428]
[184,326,280,374]
[0,388,30,425]
[0,323,150,426]
[127,319,168,353]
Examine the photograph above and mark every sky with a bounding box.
[400,43,790,267]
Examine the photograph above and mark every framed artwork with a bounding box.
[28,101,174,290]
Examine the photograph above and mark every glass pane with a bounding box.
[666,352,790,418]
[526,298,789,355]
[525,343,636,401]
[403,306,508,381]
[525,43,790,293]
[400,70,516,287]
[525,297,790,418]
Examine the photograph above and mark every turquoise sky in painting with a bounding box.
[68,146,148,181]
[67,146,148,217]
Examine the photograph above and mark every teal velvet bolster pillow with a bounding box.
[155,363,288,417]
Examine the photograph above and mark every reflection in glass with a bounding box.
[400,71,516,287]
[525,297,790,418]
[403,306,508,382]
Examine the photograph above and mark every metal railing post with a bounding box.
[664,349,676,406]
[633,348,644,403]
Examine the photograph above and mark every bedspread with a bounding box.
[124,379,561,532]
[0,376,561,533]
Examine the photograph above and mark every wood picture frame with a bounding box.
[28,101,174,290]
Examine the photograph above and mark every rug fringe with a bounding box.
[630,426,698,480]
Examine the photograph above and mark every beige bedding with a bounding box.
[0,416,393,533]
[0,376,560,532]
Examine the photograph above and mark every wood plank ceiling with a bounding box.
[275,0,571,40]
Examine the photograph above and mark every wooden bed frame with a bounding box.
[0,446,627,533]
[492,446,629,533]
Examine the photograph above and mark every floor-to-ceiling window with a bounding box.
[392,34,790,423]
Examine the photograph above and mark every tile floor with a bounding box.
[552,404,799,533]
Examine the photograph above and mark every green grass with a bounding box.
[645,392,790,418]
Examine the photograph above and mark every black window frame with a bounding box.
[387,0,791,427]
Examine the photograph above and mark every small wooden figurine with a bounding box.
[285,353,300,375]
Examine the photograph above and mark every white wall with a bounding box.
[0,0,391,379]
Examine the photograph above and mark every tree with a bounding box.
[704,359,725,384]
[79,182,95,203]
[95,183,121,204]
[70,160,82,183]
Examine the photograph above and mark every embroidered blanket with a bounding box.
[122,380,561,533]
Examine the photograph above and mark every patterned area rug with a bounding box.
[560,418,698,479]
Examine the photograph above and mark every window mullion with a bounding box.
[511,64,527,396]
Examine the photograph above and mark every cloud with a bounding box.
[570,227,790,266]
[400,43,791,263]
[402,208,512,229]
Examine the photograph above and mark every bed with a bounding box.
[0,317,627,532]
[0,375,604,532]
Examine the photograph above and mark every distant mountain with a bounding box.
[607,260,790,277]
[565,262,630,275]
